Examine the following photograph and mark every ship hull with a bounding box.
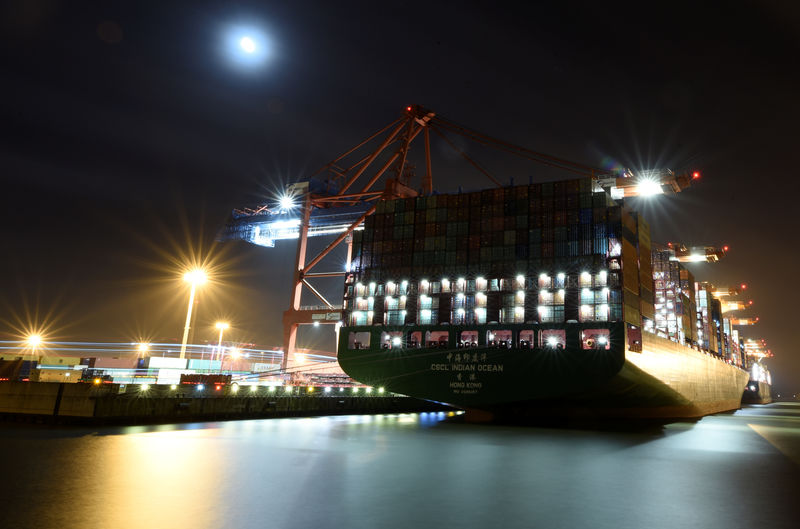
[338,325,749,419]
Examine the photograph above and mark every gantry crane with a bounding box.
[665,242,728,263]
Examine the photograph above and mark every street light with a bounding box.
[26,333,43,363]
[215,321,229,363]
[137,342,150,359]
[180,268,207,359]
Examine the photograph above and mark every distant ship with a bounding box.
[742,362,772,405]
[337,176,750,419]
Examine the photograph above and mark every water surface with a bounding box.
[2,405,799,529]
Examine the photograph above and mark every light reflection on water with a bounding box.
[1,407,799,529]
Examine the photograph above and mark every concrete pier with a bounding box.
[0,382,454,424]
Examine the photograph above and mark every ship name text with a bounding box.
[430,363,504,372]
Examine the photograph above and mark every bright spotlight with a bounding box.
[26,334,43,348]
[637,179,663,197]
[547,336,559,347]
[391,336,402,346]
[183,269,208,285]
[279,194,296,211]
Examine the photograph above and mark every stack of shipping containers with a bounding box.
[342,176,745,368]
[652,249,697,345]
[694,282,720,354]
[693,281,745,367]
[344,178,655,333]
[679,268,698,344]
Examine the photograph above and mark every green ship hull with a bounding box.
[338,322,750,419]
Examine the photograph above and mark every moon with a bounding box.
[239,36,256,53]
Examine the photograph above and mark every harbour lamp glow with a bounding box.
[392,336,402,346]
[279,194,296,211]
[250,384,259,392]
[180,268,208,359]
[547,336,559,348]
[184,269,208,285]
[197,384,205,391]
[26,334,43,348]
[637,179,663,197]
[137,343,150,357]
[141,384,150,391]
[170,384,177,390]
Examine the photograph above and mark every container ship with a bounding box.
[336,176,750,419]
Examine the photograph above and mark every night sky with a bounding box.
[1,1,798,393]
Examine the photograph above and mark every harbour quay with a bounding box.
[0,381,454,425]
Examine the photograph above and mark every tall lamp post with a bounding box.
[215,321,229,364]
[180,269,207,359]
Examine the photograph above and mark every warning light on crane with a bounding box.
[692,171,701,179]
[741,283,748,290]
[406,106,412,112]
[723,245,729,252]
